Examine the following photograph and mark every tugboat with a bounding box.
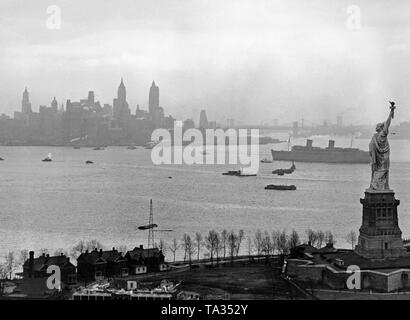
[265,184,296,191]
[272,162,296,176]
[0,157,4,161]
[222,168,257,177]
[42,153,52,162]
[86,160,94,164]
[127,146,137,150]
[93,146,105,150]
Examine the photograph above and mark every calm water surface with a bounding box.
[0,135,409,259]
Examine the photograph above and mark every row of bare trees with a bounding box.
[161,228,357,264]
[162,228,340,264]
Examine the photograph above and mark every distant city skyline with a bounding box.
[1,0,409,125]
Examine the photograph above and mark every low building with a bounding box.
[286,243,410,293]
[77,248,128,281]
[22,251,76,284]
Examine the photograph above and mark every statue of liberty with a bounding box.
[369,102,396,190]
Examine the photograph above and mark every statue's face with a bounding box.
[376,123,383,132]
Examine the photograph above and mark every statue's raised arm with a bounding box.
[384,101,396,132]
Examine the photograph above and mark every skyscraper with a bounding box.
[51,97,58,111]
[149,81,159,118]
[21,87,32,114]
[113,78,130,127]
[199,110,209,129]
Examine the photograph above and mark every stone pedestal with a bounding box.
[355,189,407,259]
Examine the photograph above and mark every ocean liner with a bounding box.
[271,139,369,163]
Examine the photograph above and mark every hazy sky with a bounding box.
[0,0,409,125]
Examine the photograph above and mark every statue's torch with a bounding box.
[389,101,396,119]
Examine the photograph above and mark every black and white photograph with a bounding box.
[0,0,410,315]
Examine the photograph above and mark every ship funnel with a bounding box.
[306,139,313,148]
[328,140,335,149]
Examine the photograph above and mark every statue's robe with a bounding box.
[369,121,390,190]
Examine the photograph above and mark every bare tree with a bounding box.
[271,230,281,255]
[234,229,244,256]
[261,231,273,256]
[325,231,336,246]
[195,232,203,261]
[288,229,301,249]
[247,236,253,260]
[205,230,219,264]
[185,235,195,265]
[316,230,325,248]
[306,229,318,247]
[19,249,29,265]
[253,229,263,257]
[182,234,189,262]
[0,263,8,296]
[227,231,237,263]
[221,229,228,259]
[277,230,289,255]
[168,238,179,263]
[86,239,104,251]
[71,240,87,259]
[215,233,221,265]
[4,252,16,279]
[346,230,357,250]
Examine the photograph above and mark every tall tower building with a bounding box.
[88,91,95,105]
[51,97,58,111]
[21,87,32,114]
[113,78,130,126]
[149,81,159,118]
[199,110,209,129]
[117,78,126,102]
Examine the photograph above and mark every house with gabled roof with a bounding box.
[77,248,128,281]
[125,245,167,274]
[22,251,76,284]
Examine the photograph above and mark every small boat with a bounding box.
[222,170,241,176]
[265,184,296,191]
[272,162,296,176]
[42,153,52,162]
[93,147,105,150]
[260,158,273,163]
[86,160,94,164]
[127,146,137,150]
[222,168,257,177]
[138,223,158,230]
[0,157,4,161]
